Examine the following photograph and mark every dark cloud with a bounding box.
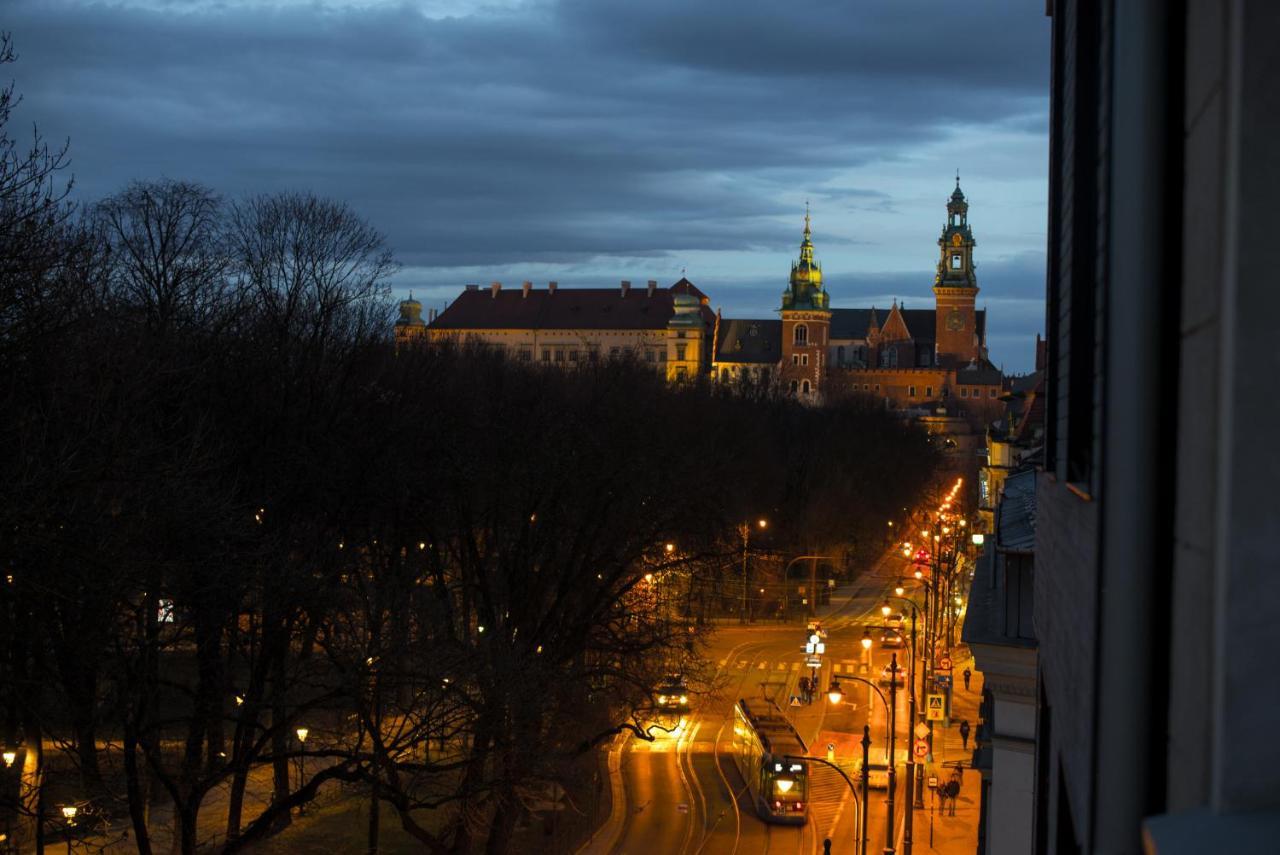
[10,0,1049,369]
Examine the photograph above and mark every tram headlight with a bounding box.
[679,695,688,705]
[775,776,796,794]
[658,695,667,704]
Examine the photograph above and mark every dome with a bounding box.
[396,296,425,327]
[673,292,699,309]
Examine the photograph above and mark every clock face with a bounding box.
[946,309,965,331]
[951,232,963,247]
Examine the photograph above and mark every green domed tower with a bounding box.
[780,209,832,400]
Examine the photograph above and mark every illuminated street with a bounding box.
[601,550,918,855]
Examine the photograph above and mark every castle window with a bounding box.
[541,349,551,362]
[874,384,880,392]
[645,349,655,362]
[801,354,809,366]
[863,384,870,392]
[659,349,667,362]
[837,345,845,365]
[789,380,799,394]
[792,354,799,366]
[802,380,811,395]
[554,349,565,363]
[569,350,579,362]
[926,386,934,398]
[794,324,808,345]
[960,387,968,398]
[909,385,917,397]
[951,254,962,269]
[588,348,599,362]
[676,345,687,361]
[520,349,532,362]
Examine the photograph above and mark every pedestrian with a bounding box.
[799,676,810,704]
[945,778,961,816]
[959,719,971,750]
[963,667,972,691]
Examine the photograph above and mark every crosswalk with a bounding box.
[807,763,853,841]
[719,658,864,672]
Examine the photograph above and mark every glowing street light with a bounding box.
[295,727,309,744]
[665,542,675,553]
[827,678,844,705]
[2,750,15,767]
[861,629,873,651]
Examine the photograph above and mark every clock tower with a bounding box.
[933,175,981,364]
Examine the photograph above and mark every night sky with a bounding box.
[11,0,1049,371]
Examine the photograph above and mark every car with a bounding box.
[877,663,907,686]
[879,630,906,649]
[656,675,691,713]
[885,612,905,631]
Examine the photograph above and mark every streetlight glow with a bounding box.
[665,542,675,553]
[827,679,843,705]
[861,630,873,650]
[881,602,891,617]
[758,519,768,529]
[2,750,15,767]
[61,805,77,821]
[295,727,309,743]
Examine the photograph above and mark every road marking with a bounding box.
[756,660,767,670]
[736,659,747,669]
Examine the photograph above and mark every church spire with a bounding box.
[782,207,827,311]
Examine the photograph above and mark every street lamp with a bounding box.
[827,678,843,705]
[60,806,77,855]
[861,629,872,651]
[1,750,14,767]
[895,579,906,596]
[296,727,309,814]
[740,518,768,623]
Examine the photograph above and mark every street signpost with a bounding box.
[913,739,929,758]
[926,693,945,721]
[915,722,930,740]
[939,655,953,671]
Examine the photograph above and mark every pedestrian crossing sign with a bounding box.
[926,693,946,721]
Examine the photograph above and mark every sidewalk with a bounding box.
[902,644,983,854]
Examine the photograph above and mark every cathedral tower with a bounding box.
[780,208,831,399]
[933,176,982,364]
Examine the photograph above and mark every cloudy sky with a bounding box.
[10,0,1049,370]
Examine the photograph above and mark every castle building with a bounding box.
[403,278,715,382]
[404,179,1005,420]
[711,179,1005,419]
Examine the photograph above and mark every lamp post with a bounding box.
[886,653,899,855]
[295,727,309,815]
[59,806,77,855]
[740,519,767,623]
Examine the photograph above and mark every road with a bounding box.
[607,555,914,855]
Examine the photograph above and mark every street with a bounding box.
[599,552,914,855]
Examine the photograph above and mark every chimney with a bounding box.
[647,279,657,297]
[548,280,558,294]
[465,283,479,291]
[522,280,532,298]
[621,279,631,297]
[490,281,501,298]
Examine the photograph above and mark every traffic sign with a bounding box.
[913,739,929,758]
[914,722,930,740]
[935,674,952,687]
[939,656,953,671]
[926,693,945,721]
[806,656,823,668]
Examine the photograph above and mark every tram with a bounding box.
[731,699,809,825]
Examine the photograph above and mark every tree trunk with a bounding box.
[123,724,154,855]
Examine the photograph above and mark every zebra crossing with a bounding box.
[719,658,864,673]
[806,763,854,842]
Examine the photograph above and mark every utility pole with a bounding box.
[861,725,871,855]
[886,653,898,854]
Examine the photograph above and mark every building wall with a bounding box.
[780,311,829,397]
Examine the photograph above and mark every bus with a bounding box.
[731,699,809,824]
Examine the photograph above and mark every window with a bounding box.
[675,366,688,381]
[659,350,667,362]
[837,345,845,365]
[609,347,621,359]
[990,388,998,398]
[794,324,808,345]
[645,349,655,362]
[519,349,532,362]
[960,387,968,398]
[676,345,687,361]
[554,349,565,363]
[801,354,809,366]
[541,349,551,363]
[677,331,687,339]
[801,380,811,394]
[588,348,599,363]
[569,350,579,362]
[925,386,933,398]
[909,385,917,397]
[789,380,799,394]
[720,369,728,381]
[863,384,870,392]
[874,384,880,392]
[951,254,962,269]
[792,354,800,366]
